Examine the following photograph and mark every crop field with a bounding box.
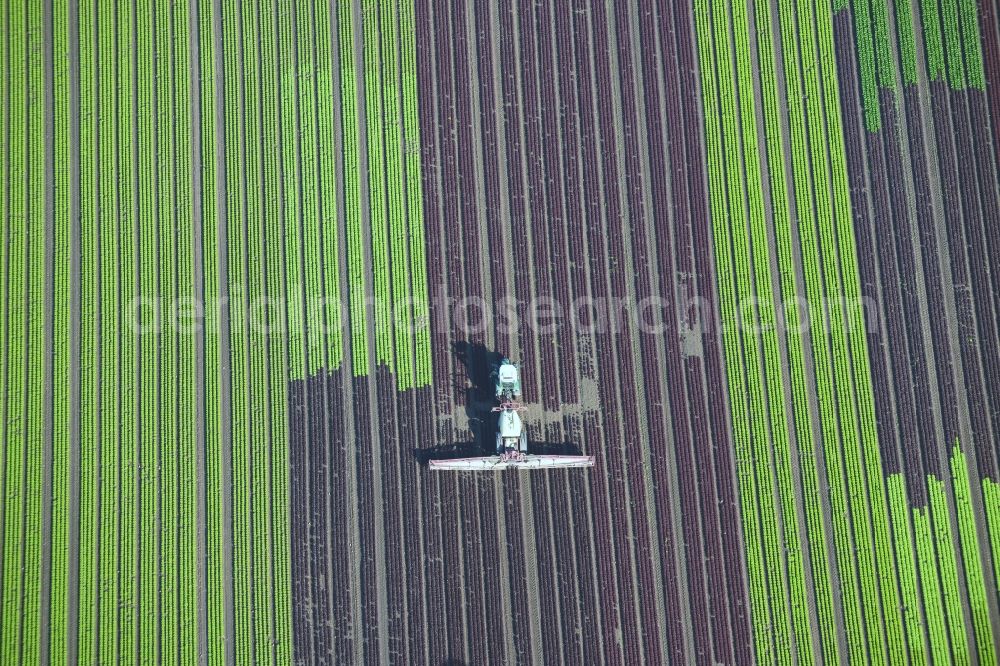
[2,0,1000,664]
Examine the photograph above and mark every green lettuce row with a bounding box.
[172,0,200,658]
[316,0,344,370]
[50,0,72,659]
[261,2,292,661]
[753,0,841,659]
[728,0,813,658]
[137,1,158,658]
[118,0,139,659]
[341,0,370,377]
[220,0,252,662]
[198,0,227,659]
[913,505,951,662]
[280,0,305,380]
[950,447,995,661]
[77,0,100,658]
[0,0,7,615]
[23,1,47,660]
[853,0,882,130]
[254,0,277,660]
[298,0,327,376]
[693,2,777,659]
[928,476,970,661]
[921,0,946,80]
[1,0,26,661]
[887,475,928,661]
[364,0,395,368]
[157,0,179,654]
[96,0,119,659]
[896,0,919,83]
[382,0,416,391]
[778,0,881,659]
[399,0,432,387]
[241,0,269,660]
[941,0,966,87]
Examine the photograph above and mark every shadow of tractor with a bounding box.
[411,341,585,466]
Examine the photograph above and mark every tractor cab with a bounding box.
[495,358,522,400]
